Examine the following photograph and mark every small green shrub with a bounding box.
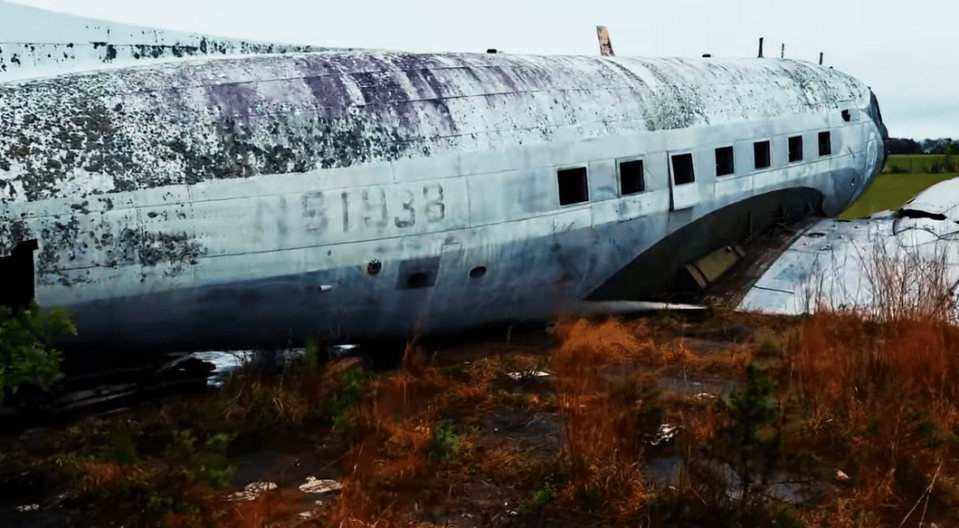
[164,430,235,489]
[518,481,557,513]
[0,302,75,395]
[703,364,781,506]
[321,364,372,431]
[103,430,138,466]
[426,422,468,464]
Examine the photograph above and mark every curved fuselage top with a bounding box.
[0,52,872,206]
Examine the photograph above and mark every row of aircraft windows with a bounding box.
[557,131,832,206]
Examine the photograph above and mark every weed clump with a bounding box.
[549,318,668,511]
[0,302,74,400]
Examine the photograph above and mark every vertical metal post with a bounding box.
[596,26,614,57]
[819,52,824,65]
[781,44,785,58]
[758,37,764,58]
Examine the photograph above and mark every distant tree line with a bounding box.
[885,138,956,155]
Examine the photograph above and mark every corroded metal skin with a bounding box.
[0,8,886,352]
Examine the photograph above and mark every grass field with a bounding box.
[838,154,958,219]
[883,153,956,173]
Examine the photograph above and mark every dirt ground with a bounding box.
[2,309,958,528]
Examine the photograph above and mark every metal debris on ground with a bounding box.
[506,371,550,380]
[226,481,277,501]
[650,423,679,446]
[299,477,342,494]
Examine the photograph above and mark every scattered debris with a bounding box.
[506,371,550,380]
[835,470,849,481]
[226,481,277,501]
[16,504,39,512]
[299,477,342,494]
[650,423,678,446]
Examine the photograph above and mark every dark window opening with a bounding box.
[407,272,430,289]
[672,153,695,185]
[619,159,645,195]
[0,240,38,314]
[788,136,803,162]
[469,266,487,279]
[841,109,851,122]
[819,131,831,156]
[754,141,771,169]
[715,146,734,176]
[558,167,589,205]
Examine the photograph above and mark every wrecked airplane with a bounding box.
[0,2,887,365]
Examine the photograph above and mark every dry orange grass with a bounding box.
[321,352,450,528]
[76,460,127,490]
[548,318,669,511]
[786,306,959,516]
[551,318,696,373]
[789,314,959,427]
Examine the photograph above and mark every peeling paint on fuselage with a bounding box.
[0,53,866,203]
[0,43,885,351]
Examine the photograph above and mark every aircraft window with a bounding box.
[819,131,831,156]
[754,141,771,169]
[715,146,734,176]
[558,167,589,205]
[618,159,645,195]
[672,153,695,185]
[469,266,487,278]
[788,136,803,163]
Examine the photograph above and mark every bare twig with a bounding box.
[898,462,942,528]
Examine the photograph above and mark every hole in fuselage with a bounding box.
[469,266,487,279]
[407,272,430,289]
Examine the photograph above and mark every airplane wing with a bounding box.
[737,176,959,317]
[0,0,337,83]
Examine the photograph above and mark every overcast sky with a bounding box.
[8,0,957,140]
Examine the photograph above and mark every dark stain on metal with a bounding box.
[0,217,30,255]
[137,231,204,268]
[70,201,90,214]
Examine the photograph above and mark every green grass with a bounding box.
[838,155,958,219]
[883,153,953,174]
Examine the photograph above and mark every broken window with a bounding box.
[819,131,831,156]
[672,153,695,185]
[788,136,803,163]
[558,167,589,205]
[618,159,645,195]
[841,109,851,122]
[715,146,734,177]
[754,141,771,169]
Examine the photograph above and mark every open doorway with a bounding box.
[0,240,38,313]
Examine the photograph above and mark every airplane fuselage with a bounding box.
[0,50,886,354]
